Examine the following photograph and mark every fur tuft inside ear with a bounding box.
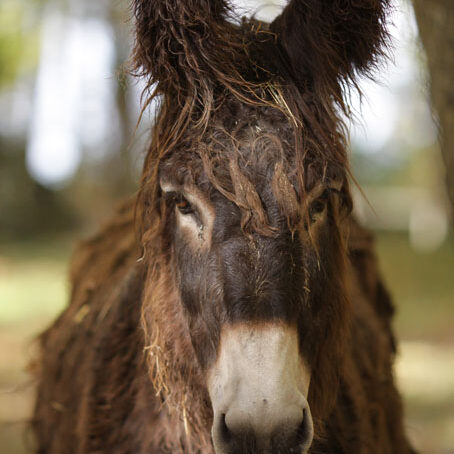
[271,0,391,99]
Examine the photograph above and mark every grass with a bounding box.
[0,238,74,454]
[0,232,453,454]
[0,238,71,326]
[396,341,454,453]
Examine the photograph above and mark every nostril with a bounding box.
[296,408,314,450]
[220,413,232,444]
[213,406,313,453]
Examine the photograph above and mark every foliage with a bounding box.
[0,0,40,88]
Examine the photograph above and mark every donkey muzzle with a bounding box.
[208,324,313,453]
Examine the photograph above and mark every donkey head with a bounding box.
[133,1,389,453]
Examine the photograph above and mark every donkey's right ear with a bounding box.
[270,0,391,94]
[131,0,245,97]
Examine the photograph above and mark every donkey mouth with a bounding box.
[208,323,314,454]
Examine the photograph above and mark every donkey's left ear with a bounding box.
[270,0,391,94]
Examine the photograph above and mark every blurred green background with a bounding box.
[0,0,453,453]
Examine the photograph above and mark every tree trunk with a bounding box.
[413,0,454,219]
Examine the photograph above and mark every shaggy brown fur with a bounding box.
[33,1,417,453]
[32,203,413,454]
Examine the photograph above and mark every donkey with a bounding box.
[32,1,417,453]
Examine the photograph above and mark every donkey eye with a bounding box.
[175,195,194,215]
[309,190,329,221]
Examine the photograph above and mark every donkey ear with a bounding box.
[131,0,243,96]
[270,0,391,94]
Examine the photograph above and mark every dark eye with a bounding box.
[175,195,194,215]
[309,190,329,221]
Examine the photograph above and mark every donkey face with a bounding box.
[134,0,389,452]
[155,100,349,453]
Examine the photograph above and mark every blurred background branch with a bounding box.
[413,0,454,222]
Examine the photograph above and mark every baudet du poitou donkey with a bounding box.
[32,1,419,453]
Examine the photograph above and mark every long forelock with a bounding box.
[139,88,351,242]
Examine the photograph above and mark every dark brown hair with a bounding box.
[132,0,390,239]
